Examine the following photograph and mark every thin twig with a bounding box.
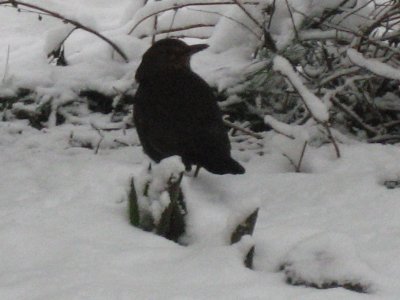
[330,96,380,135]
[167,8,178,38]
[324,124,341,158]
[284,0,299,40]
[128,1,258,35]
[282,153,298,170]
[2,45,10,83]
[382,120,400,129]
[161,34,210,40]
[292,7,400,56]
[139,23,216,39]
[296,141,308,172]
[90,123,105,154]
[113,139,133,147]
[47,27,76,63]
[317,0,355,26]
[223,119,263,139]
[187,7,260,38]
[151,14,158,44]
[232,0,262,28]
[368,134,400,144]
[267,0,276,30]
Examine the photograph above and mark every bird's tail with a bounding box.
[203,157,245,175]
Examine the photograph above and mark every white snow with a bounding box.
[282,232,376,291]
[1,1,400,299]
[3,120,400,299]
[133,156,185,224]
[347,49,400,81]
[264,115,310,141]
[273,55,330,122]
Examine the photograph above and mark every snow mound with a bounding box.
[281,232,374,293]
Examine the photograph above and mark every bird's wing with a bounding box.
[134,70,230,160]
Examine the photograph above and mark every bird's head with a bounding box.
[135,38,209,82]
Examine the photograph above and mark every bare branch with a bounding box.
[139,23,216,39]
[128,1,259,35]
[324,124,341,158]
[187,7,260,38]
[2,45,10,83]
[267,0,276,30]
[284,0,299,40]
[224,119,264,139]
[151,14,158,44]
[330,97,380,135]
[296,141,308,172]
[232,0,262,28]
[368,134,400,144]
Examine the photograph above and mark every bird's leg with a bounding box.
[194,165,201,178]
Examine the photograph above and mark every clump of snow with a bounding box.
[147,156,185,197]
[282,232,374,292]
[134,156,185,224]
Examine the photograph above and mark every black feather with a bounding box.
[134,38,245,175]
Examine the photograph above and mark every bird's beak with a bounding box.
[188,43,209,55]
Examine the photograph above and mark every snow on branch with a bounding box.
[273,55,330,123]
[347,49,400,81]
[298,29,353,42]
[264,115,308,141]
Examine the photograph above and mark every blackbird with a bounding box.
[133,38,245,175]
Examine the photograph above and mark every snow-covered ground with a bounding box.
[3,118,400,299]
[1,1,400,299]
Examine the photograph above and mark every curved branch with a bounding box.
[0,0,129,62]
[128,1,258,35]
[224,119,263,139]
[187,7,260,38]
[232,0,262,28]
[139,23,216,39]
